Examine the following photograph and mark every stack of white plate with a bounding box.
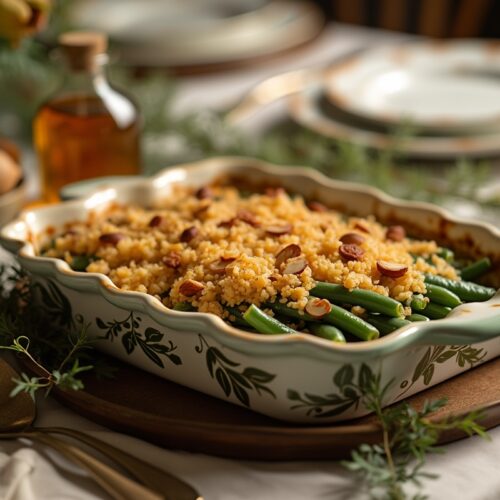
[288,41,500,159]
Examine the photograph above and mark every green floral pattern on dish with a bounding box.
[288,363,376,418]
[195,334,276,407]
[33,280,76,330]
[398,344,487,396]
[96,312,182,368]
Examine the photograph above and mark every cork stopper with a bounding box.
[58,31,108,71]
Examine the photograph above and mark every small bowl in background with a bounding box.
[0,139,25,228]
[0,177,26,228]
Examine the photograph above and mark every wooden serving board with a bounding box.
[51,356,500,461]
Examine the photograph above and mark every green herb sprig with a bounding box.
[343,372,488,499]
[0,266,108,397]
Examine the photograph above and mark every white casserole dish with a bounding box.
[1,157,499,423]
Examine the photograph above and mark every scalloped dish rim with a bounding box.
[1,156,499,360]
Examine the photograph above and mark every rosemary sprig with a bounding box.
[343,372,488,499]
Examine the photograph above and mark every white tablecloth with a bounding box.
[2,23,500,500]
[1,394,499,500]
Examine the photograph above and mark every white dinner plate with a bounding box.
[289,81,500,159]
[68,0,324,68]
[325,41,500,133]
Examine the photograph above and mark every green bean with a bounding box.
[269,300,378,341]
[243,304,297,335]
[425,284,462,308]
[173,302,196,312]
[266,302,318,322]
[419,302,452,320]
[407,313,430,322]
[424,274,495,302]
[323,305,379,341]
[225,307,252,328]
[410,294,427,311]
[309,323,346,343]
[437,248,454,263]
[364,315,411,335]
[70,255,93,271]
[311,283,404,318]
[460,257,492,282]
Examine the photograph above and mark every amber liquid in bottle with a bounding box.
[34,94,140,202]
[34,31,141,202]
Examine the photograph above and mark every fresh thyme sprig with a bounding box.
[343,372,488,499]
[0,266,98,397]
[1,333,93,397]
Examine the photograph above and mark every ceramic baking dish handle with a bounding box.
[414,294,500,346]
[415,316,499,346]
[0,220,26,255]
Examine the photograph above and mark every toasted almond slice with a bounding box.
[305,297,332,318]
[180,226,199,243]
[339,243,364,261]
[275,243,301,268]
[149,215,163,228]
[307,201,328,212]
[179,279,204,297]
[193,201,211,216]
[208,257,237,274]
[218,217,236,228]
[339,232,365,245]
[195,186,213,199]
[265,223,292,236]
[162,251,181,269]
[99,232,124,245]
[264,186,286,197]
[386,225,406,242]
[237,210,259,226]
[354,221,370,234]
[282,256,308,274]
[377,260,408,278]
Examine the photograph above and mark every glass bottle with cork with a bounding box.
[34,31,141,202]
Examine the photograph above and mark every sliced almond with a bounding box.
[339,232,365,245]
[265,223,292,236]
[354,221,370,234]
[180,226,199,243]
[99,232,124,245]
[386,225,406,242]
[275,243,301,268]
[179,279,204,297]
[149,215,163,228]
[305,297,332,318]
[339,243,364,261]
[208,257,237,274]
[282,256,308,274]
[307,201,327,212]
[218,218,236,228]
[193,201,211,217]
[264,186,286,197]
[237,210,259,227]
[195,186,213,200]
[162,251,181,269]
[377,260,408,278]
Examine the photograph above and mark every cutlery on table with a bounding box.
[0,358,202,500]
